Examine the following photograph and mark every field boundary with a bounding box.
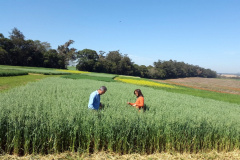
[1,150,240,160]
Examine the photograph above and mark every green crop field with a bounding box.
[0,74,60,93]
[0,76,240,156]
[0,65,70,75]
[0,69,28,77]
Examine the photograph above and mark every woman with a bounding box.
[127,89,144,111]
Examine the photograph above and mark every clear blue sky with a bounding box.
[1,0,240,73]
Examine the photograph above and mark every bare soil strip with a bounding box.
[153,77,240,95]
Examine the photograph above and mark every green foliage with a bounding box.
[0,78,240,155]
[76,49,99,72]
[76,49,217,79]
[62,74,116,82]
[77,50,135,75]
[43,49,66,69]
[153,60,217,78]
[0,28,74,69]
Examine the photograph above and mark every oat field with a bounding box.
[0,77,240,155]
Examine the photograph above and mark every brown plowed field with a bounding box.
[153,77,240,95]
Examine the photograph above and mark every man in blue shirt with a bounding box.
[88,86,107,110]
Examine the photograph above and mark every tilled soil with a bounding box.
[153,77,240,95]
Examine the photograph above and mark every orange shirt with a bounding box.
[129,96,144,109]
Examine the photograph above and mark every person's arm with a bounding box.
[127,102,136,106]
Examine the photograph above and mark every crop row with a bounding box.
[0,65,70,75]
[0,69,28,77]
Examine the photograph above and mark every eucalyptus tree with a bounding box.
[57,40,77,68]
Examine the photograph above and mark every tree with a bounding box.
[98,50,106,58]
[6,28,26,65]
[43,49,65,68]
[148,66,165,79]
[0,47,9,64]
[9,28,25,41]
[105,50,122,64]
[105,50,123,74]
[133,64,150,78]
[118,55,134,75]
[139,65,150,78]
[0,33,13,65]
[153,60,166,78]
[9,27,25,50]
[162,60,177,78]
[0,33,4,39]
[94,51,107,73]
[200,68,217,78]
[175,62,187,78]
[33,40,51,53]
[57,40,77,68]
[76,49,99,71]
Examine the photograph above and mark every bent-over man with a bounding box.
[88,86,107,110]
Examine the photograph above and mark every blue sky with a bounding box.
[1,0,240,73]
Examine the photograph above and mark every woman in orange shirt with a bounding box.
[127,89,144,111]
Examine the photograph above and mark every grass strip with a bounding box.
[0,65,70,75]
[0,69,28,77]
[0,74,59,92]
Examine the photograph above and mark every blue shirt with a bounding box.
[88,90,100,110]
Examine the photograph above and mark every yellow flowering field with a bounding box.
[116,77,177,89]
[56,69,89,74]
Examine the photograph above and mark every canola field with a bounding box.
[116,77,177,89]
[0,77,240,155]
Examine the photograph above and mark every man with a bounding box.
[88,86,107,110]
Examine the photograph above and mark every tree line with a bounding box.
[77,49,217,78]
[0,28,76,69]
[0,28,217,79]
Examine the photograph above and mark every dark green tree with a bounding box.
[0,47,9,64]
[43,49,65,68]
[118,55,134,75]
[76,49,99,71]
[105,50,122,74]
[8,28,26,65]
